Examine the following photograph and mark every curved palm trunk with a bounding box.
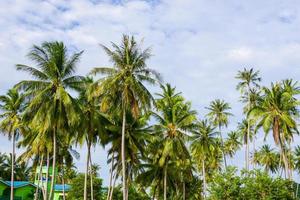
[35,155,44,200]
[107,152,115,200]
[253,137,256,169]
[44,151,50,200]
[121,108,127,200]
[219,126,227,168]
[84,141,91,200]
[10,131,15,200]
[164,165,167,200]
[89,153,94,200]
[49,129,57,200]
[202,159,206,199]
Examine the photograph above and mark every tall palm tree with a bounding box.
[78,77,111,200]
[15,41,83,199]
[252,144,280,174]
[152,84,196,200]
[190,119,218,198]
[236,68,261,170]
[206,99,232,168]
[250,81,299,179]
[91,35,161,200]
[0,88,25,200]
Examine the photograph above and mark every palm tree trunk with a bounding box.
[246,86,251,171]
[152,185,157,200]
[49,129,57,200]
[219,126,227,168]
[109,172,117,200]
[107,152,115,200]
[35,155,43,200]
[84,141,90,200]
[202,159,206,199]
[89,153,94,200]
[279,140,290,179]
[253,137,256,169]
[62,161,66,200]
[164,165,167,200]
[121,107,127,200]
[182,181,185,200]
[10,131,15,200]
[44,151,50,200]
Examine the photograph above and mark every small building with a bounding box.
[0,166,71,200]
[0,180,39,200]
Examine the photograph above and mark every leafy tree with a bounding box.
[91,35,161,200]
[67,173,104,200]
[208,167,294,200]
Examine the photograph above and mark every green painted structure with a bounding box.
[0,181,38,200]
[0,166,70,200]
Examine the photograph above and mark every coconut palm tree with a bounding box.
[252,145,280,174]
[236,68,261,171]
[151,84,196,200]
[250,81,299,179]
[77,77,111,200]
[190,119,218,198]
[91,35,161,200]
[0,88,25,200]
[206,99,232,168]
[15,41,83,199]
[106,111,152,199]
[224,131,242,158]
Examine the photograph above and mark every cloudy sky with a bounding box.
[1,0,300,185]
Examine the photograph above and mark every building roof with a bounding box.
[54,184,71,192]
[0,181,71,192]
[0,181,37,188]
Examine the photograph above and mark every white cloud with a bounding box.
[228,47,254,61]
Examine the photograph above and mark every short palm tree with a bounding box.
[252,144,280,174]
[152,84,196,200]
[206,99,232,168]
[91,35,161,200]
[250,81,299,179]
[236,68,261,170]
[15,41,83,199]
[0,88,25,200]
[190,119,218,198]
[224,131,242,158]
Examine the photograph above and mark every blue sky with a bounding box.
[1,0,300,185]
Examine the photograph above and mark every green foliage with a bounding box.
[209,167,295,200]
[67,173,104,200]
[111,184,150,200]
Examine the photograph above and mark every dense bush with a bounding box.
[208,167,295,200]
[67,173,104,200]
